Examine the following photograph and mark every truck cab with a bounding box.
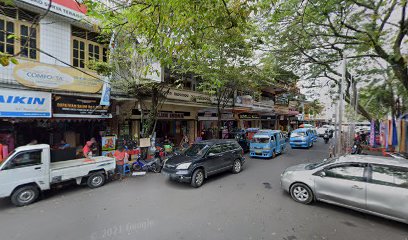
[250,130,286,158]
[0,144,115,206]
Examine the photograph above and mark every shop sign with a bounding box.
[0,89,51,118]
[13,61,103,93]
[157,112,184,119]
[238,113,260,119]
[53,95,111,118]
[19,0,87,20]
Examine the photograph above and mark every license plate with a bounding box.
[255,150,262,154]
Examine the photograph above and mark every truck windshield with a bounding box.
[252,137,270,143]
[185,144,210,157]
[291,132,306,137]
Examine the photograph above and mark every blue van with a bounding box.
[289,128,314,148]
[309,128,318,142]
[250,130,287,158]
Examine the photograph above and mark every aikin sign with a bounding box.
[0,89,51,118]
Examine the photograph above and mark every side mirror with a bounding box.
[319,171,326,178]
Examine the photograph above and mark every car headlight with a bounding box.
[176,162,192,170]
[281,170,293,177]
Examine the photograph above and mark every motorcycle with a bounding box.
[132,148,163,173]
[323,133,329,144]
[351,140,362,154]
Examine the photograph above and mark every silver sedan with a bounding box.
[281,155,408,224]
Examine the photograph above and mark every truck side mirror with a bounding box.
[319,172,326,178]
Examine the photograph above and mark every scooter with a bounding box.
[351,140,362,154]
[132,148,163,173]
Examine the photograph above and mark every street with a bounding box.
[0,140,407,240]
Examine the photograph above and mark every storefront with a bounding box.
[197,111,236,139]
[260,115,277,129]
[131,103,198,146]
[237,113,261,129]
[0,89,52,155]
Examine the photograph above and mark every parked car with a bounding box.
[0,144,116,206]
[162,140,245,188]
[250,130,286,158]
[281,155,408,224]
[289,128,314,149]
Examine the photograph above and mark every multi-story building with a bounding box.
[0,0,296,157]
[0,0,113,155]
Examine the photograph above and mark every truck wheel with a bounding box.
[87,173,106,189]
[11,185,39,207]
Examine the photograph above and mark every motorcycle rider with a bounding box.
[323,130,330,144]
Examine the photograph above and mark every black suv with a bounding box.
[162,140,245,187]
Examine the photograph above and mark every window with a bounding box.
[0,3,38,60]
[71,26,108,69]
[4,150,42,170]
[325,164,366,181]
[208,145,223,155]
[371,165,408,189]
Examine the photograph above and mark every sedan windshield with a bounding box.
[185,144,210,157]
[291,132,306,137]
[305,158,337,170]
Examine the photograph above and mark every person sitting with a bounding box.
[27,139,38,145]
[58,139,70,150]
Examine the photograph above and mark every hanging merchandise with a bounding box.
[392,118,398,148]
[384,120,389,150]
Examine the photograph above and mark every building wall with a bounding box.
[39,15,71,66]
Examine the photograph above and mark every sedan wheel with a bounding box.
[290,183,313,204]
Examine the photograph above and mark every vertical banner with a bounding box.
[100,82,111,106]
[370,120,375,147]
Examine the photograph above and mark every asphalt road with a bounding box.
[0,140,407,240]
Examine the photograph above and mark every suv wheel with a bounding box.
[290,183,313,204]
[191,169,204,188]
[11,185,39,207]
[232,159,242,174]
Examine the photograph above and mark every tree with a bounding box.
[86,0,257,138]
[263,0,408,120]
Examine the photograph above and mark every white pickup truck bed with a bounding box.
[50,156,116,183]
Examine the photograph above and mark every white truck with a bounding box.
[0,144,116,206]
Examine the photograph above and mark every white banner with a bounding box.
[0,89,51,118]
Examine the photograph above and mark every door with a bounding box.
[204,144,224,175]
[270,135,276,154]
[314,163,368,209]
[366,164,408,221]
[221,143,234,168]
[0,150,48,197]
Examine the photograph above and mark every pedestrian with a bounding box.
[58,139,70,149]
[83,141,93,158]
[90,137,100,156]
[114,146,126,180]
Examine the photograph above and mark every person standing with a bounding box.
[114,146,126,180]
[83,141,93,158]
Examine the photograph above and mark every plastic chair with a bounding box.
[123,164,131,175]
